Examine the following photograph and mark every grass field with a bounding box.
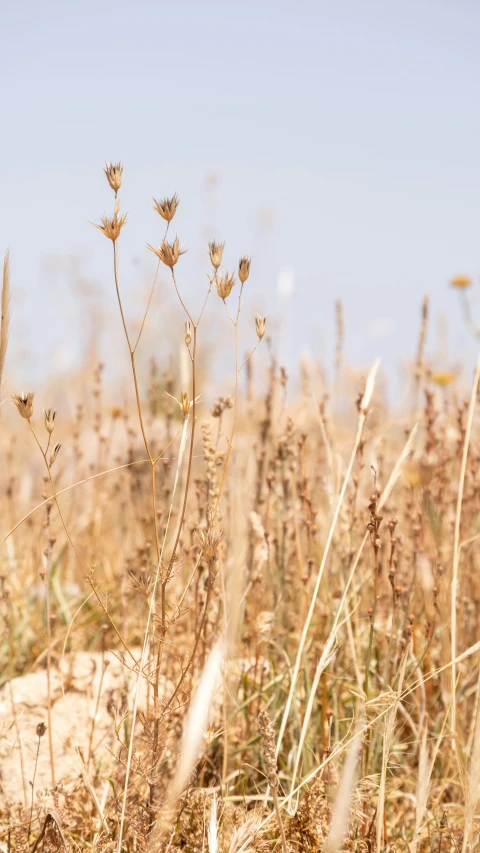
[1,164,479,852]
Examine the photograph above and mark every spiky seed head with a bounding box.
[49,443,61,468]
[216,272,236,301]
[258,708,279,788]
[91,202,128,242]
[12,391,34,420]
[238,256,251,283]
[451,274,472,289]
[43,408,56,434]
[185,320,192,347]
[148,236,185,268]
[36,722,47,738]
[104,162,123,195]
[208,240,225,270]
[255,315,267,340]
[153,194,179,222]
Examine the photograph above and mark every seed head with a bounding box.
[36,722,47,738]
[208,240,225,270]
[104,162,123,195]
[258,708,278,788]
[91,202,128,242]
[216,272,236,301]
[185,320,192,347]
[148,236,185,268]
[451,274,471,289]
[12,391,34,420]
[49,443,61,468]
[153,194,179,222]
[255,315,267,340]
[43,408,56,434]
[238,256,251,283]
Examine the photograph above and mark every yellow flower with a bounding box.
[451,274,471,289]
[431,371,456,387]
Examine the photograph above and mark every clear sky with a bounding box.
[2,0,480,390]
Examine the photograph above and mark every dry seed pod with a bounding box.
[185,321,192,347]
[238,256,251,283]
[216,272,236,300]
[148,236,185,268]
[255,315,267,340]
[153,193,179,222]
[43,408,56,434]
[12,391,34,420]
[91,202,128,242]
[49,443,61,468]
[208,240,225,270]
[104,161,123,195]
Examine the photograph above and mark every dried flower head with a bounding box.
[451,274,472,289]
[91,202,128,242]
[238,256,251,283]
[12,391,34,420]
[49,443,61,467]
[43,408,56,434]
[195,526,224,561]
[208,240,225,270]
[216,272,236,300]
[104,162,123,195]
[36,722,47,738]
[153,194,179,222]
[255,315,267,340]
[148,236,185,268]
[185,320,192,347]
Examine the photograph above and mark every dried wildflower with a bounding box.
[36,722,47,738]
[12,391,34,420]
[216,272,236,300]
[432,371,456,386]
[185,320,192,347]
[208,240,225,270]
[153,193,179,222]
[43,408,56,434]
[238,256,251,283]
[255,315,267,340]
[195,526,224,561]
[91,202,128,242]
[49,443,61,467]
[104,161,123,195]
[451,274,471,289]
[148,236,185,268]
[165,390,201,414]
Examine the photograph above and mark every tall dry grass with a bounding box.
[1,167,480,853]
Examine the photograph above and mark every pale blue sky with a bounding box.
[2,0,480,388]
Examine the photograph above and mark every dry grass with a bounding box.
[0,166,479,852]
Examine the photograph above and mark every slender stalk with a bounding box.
[451,355,480,740]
